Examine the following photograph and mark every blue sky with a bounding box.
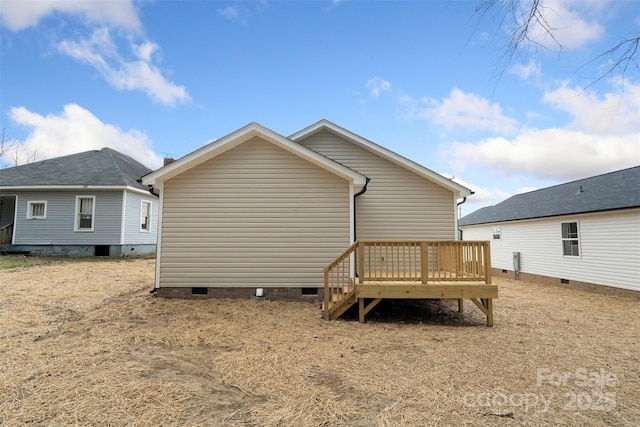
[1,0,638,216]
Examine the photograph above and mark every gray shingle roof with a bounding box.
[459,166,640,226]
[0,148,152,191]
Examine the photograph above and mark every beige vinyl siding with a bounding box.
[159,137,351,288]
[461,209,640,291]
[297,129,455,240]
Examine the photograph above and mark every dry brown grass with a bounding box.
[0,258,638,426]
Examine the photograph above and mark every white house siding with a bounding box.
[14,190,123,245]
[461,209,640,291]
[158,136,351,288]
[123,190,158,244]
[296,129,456,240]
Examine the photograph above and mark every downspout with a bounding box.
[147,185,160,198]
[353,177,371,242]
[456,191,473,240]
[140,182,160,293]
[136,178,160,197]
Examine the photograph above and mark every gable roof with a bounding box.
[459,166,640,226]
[290,119,472,198]
[142,122,368,188]
[0,147,152,191]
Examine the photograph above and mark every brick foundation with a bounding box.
[492,268,639,299]
[157,286,324,302]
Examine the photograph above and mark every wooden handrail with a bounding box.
[323,240,492,318]
[0,223,13,244]
[323,241,358,320]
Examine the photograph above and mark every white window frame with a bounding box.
[27,201,47,219]
[561,221,580,257]
[74,195,95,232]
[140,200,152,232]
[492,226,502,241]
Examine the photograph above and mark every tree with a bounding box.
[476,0,639,88]
[0,129,11,169]
[0,129,41,168]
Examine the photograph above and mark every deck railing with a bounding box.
[0,223,13,244]
[324,240,492,318]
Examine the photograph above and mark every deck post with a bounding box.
[358,241,365,281]
[484,242,492,284]
[457,242,463,278]
[359,298,365,323]
[458,298,464,313]
[420,242,427,284]
[485,298,493,327]
[323,270,330,320]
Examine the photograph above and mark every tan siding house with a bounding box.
[292,126,457,240]
[143,120,471,299]
[159,137,351,288]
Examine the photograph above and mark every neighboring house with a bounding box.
[142,120,473,299]
[0,148,159,257]
[459,166,640,293]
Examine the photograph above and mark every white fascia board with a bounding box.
[141,122,367,189]
[290,119,473,198]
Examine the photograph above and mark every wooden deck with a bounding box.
[323,241,498,326]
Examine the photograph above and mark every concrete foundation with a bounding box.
[157,286,323,302]
[492,268,639,298]
[1,244,156,258]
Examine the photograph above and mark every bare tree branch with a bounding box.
[0,129,13,169]
[581,37,640,90]
[0,131,43,168]
[476,0,639,88]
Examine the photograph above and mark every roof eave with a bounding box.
[290,119,472,197]
[460,205,640,226]
[0,184,149,195]
[141,122,368,187]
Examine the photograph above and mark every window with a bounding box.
[140,200,152,232]
[27,201,47,219]
[561,222,580,256]
[75,196,95,231]
[492,226,501,240]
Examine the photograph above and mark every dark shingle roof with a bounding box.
[459,166,640,226]
[0,148,152,191]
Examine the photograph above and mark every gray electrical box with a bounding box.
[513,252,521,271]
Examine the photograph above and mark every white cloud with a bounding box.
[219,5,249,26]
[133,41,159,62]
[0,0,140,32]
[440,81,640,181]
[543,82,640,135]
[57,28,190,106]
[520,0,604,50]
[1,0,189,106]
[403,88,519,135]
[441,128,638,181]
[366,77,392,98]
[5,104,163,169]
[509,60,542,80]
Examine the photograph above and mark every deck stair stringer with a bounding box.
[325,289,356,320]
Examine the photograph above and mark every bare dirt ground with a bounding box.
[0,258,638,426]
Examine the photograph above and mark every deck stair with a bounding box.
[323,240,498,326]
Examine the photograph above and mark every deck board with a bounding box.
[356,282,498,299]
